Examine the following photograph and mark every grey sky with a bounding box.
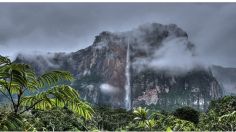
[0,3,236,67]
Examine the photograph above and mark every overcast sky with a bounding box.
[0,3,236,67]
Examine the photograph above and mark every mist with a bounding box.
[0,3,236,68]
[131,35,209,75]
[100,83,119,94]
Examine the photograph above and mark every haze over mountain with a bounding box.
[0,3,236,69]
[211,65,236,95]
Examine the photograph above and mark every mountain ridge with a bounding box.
[14,23,223,111]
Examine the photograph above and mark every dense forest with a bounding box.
[0,55,236,131]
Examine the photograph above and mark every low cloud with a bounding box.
[16,51,62,74]
[99,83,119,94]
[0,3,236,68]
[132,36,207,75]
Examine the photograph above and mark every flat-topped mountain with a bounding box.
[15,23,223,111]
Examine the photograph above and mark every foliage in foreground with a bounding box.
[0,94,236,131]
[27,108,88,131]
[173,106,199,124]
[90,106,135,130]
[122,96,236,131]
[123,107,198,131]
[0,55,94,130]
[0,55,236,131]
[198,96,236,131]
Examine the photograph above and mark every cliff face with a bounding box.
[15,23,223,111]
[132,70,222,111]
[211,65,236,95]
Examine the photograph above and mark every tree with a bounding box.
[87,106,135,131]
[173,106,199,124]
[28,108,88,131]
[198,96,236,131]
[125,107,198,131]
[208,96,236,116]
[125,107,155,131]
[0,55,94,120]
[133,107,149,122]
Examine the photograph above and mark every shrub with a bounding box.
[208,96,236,116]
[28,108,86,131]
[173,106,199,124]
[199,96,236,131]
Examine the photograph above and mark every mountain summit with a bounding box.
[15,23,223,111]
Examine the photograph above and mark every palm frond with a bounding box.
[133,107,149,121]
[20,85,94,120]
[0,80,8,89]
[67,100,94,120]
[0,55,11,65]
[0,63,31,88]
[37,71,74,88]
[0,57,90,120]
[0,112,24,131]
[24,69,39,91]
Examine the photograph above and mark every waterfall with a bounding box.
[125,40,131,110]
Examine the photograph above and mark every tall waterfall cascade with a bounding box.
[124,40,131,110]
